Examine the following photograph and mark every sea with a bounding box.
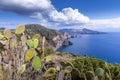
[58,33,120,63]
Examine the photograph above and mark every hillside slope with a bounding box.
[0,24,71,50]
[25,24,71,50]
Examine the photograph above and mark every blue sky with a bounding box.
[51,0,120,19]
[0,0,120,32]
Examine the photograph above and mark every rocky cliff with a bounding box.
[24,24,71,50]
[52,32,72,50]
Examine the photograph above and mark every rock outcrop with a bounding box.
[52,32,71,50]
[24,24,72,50]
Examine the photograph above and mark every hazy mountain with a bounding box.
[59,28,105,34]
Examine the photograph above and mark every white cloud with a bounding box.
[61,18,120,32]
[0,0,90,26]
[49,8,89,24]
[0,0,53,11]
[84,18,120,30]
[0,0,119,32]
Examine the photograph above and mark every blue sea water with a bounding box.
[58,33,120,63]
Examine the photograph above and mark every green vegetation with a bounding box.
[0,24,120,80]
[25,24,60,47]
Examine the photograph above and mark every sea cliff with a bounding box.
[24,24,72,50]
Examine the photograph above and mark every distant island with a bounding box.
[59,28,106,34]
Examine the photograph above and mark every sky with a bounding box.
[0,0,120,32]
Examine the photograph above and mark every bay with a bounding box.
[58,33,120,63]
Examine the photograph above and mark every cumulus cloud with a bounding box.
[1,0,119,32]
[0,0,90,26]
[49,8,89,24]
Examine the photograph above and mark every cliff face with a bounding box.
[52,32,71,50]
[24,24,71,50]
